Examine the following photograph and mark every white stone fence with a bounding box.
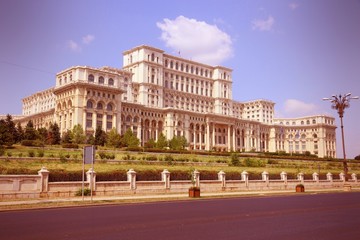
[0,167,359,199]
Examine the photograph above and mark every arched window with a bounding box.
[108,78,114,86]
[312,119,316,124]
[88,74,94,82]
[97,102,103,109]
[86,100,93,109]
[99,76,104,84]
[106,103,113,111]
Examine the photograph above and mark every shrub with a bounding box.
[98,151,107,159]
[21,140,35,146]
[49,170,83,182]
[230,153,240,166]
[37,149,45,157]
[75,188,91,196]
[97,171,127,181]
[6,152,12,157]
[28,150,35,157]
[0,147,5,156]
[62,143,79,149]
[164,155,174,165]
[146,155,158,161]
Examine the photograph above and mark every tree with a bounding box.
[37,127,48,143]
[121,128,139,148]
[61,130,72,144]
[106,128,122,148]
[94,126,107,146]
[156,133,168,149]
[0,119,6,146]
[145,139,156,148]
[15,122,24,143]
[23,120,38,141]
[0,115,17,146]
[355,155,360,160]
[71,124,86,144]
[169,135,187,150]
[47,122,61,145]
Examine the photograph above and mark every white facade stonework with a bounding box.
[15,45,336,157]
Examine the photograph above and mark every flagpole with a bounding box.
[82,147,85,201]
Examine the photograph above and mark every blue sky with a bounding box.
[0,0,359,158]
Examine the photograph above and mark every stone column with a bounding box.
[161,169,170,189]
[297,172,304,183]
[38,167,49,193]
[280,171,287,183]
[339,172,346,182]
[86,168,96,191]
[312,172,319,182]
[127,169,137,190]
[326,172,333,182]
[193,170,200,188]
[206,123,210,150]
[218,170,226,188]
[241,171,249,187]
[262,171,269,186]
[232,127,236,151]
[351,173,357,181]
[227,125,231,151]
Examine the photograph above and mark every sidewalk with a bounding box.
[0,188,354,208]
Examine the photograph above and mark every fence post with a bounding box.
[127,169,137,190]
[218,170,226,188]
[351,173,357,181]
[193,170,200,188]
[312,172,319,182]
[326,172,333,182]
[241,171,249,187]
[162,169,170,189]
[297,172,304,183]
[280,171,287,186]
[38,167,49,193]
[86,168,96,191]
[339,172,345,182]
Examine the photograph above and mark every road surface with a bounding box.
[1,192,360,240]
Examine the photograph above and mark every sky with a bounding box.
[0,0,359,158]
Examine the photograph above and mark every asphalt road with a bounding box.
[1,192,360,240]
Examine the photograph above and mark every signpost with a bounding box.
[83,145,95,201]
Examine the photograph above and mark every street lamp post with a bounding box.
[323,93,359,181]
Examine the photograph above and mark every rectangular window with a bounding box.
[86,120,92,128]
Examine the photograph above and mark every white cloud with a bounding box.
[82,34,95,44]
[67,40,81,52]
[289,3,299,10]
[280,99,320,117]
[252,16,275,31]
[157,15,233,65]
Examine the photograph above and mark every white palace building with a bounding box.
[15,45,336,157]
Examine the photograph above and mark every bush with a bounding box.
[37,149,44,157]
[6,152,12,157]
[164,155,174,164]
[243,158,267,167]
[49,170,83,182]
[98,151,107,159]
[0,147,5,156]
[28,150,35,157]
[21,140,35,146]
[75,188,91,196]
[62,143,79,149]
[97,171,127,181]
[231,153,240,166]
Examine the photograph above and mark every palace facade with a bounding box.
[15,45,336,157]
